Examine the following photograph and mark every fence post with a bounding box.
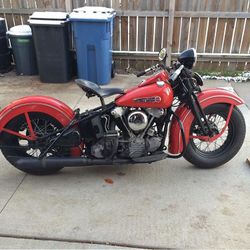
[65,0,73,12]
[167,0,175,66]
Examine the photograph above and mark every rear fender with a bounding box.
[0,96,75,129]
[168,88,244,154]
[0,95,75,141]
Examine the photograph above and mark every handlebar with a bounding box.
[136,62,184,83]
[136,70,147,77]
[136,64,165,77]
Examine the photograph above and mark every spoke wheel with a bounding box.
[1,112,68,175]
[184,104,245,168]
[192,113,229,154]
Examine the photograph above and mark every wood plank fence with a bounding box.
[0,0,249,72]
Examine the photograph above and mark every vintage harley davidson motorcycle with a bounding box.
[0,48,246,175]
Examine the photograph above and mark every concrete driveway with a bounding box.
[0,72,250,249]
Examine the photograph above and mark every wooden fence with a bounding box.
[0,0,249,72]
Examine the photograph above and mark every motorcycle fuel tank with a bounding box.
[115,82,174,108]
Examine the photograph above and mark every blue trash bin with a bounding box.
[70,7,116,85]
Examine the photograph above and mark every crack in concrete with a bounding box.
[0,174,27,215]
[0,233,170,250]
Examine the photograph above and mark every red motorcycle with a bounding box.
[0,48,246,175]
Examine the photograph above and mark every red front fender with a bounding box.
[168,88,244,154]
[0,95,75,129]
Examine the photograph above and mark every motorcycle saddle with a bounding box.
[75,79,124,98]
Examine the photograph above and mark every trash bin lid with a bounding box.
[74,6,115,14]
[29,11,69,20]
[28,12,69,25]
[7,25,32,36]
[70,6,116,22]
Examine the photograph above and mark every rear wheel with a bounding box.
[184,104,245,168]
[0,112,69,175]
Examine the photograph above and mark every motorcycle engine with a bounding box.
[90,107,165,159]
[116,107,164,158]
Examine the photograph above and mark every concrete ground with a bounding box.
[0,72,250,249]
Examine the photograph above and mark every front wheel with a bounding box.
[184,104,246,168]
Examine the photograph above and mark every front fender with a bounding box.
[0,95,75,129]
[168,88,244,154]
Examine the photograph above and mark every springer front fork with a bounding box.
[188,93,214,137]
[188,92,234,141]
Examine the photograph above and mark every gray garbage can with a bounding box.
[7,25,38,75]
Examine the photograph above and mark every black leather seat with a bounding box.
[76,79,124,98]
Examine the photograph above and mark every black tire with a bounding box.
[0,112,67,175]
[184,104,246,168]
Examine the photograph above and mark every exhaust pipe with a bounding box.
[13,157,131,170]
[11,152,167,170]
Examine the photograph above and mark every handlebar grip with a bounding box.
[170,64,184,82]
[136,70,146,77]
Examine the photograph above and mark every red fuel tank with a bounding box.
[115,82,174,108]
[139,71,169,87]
